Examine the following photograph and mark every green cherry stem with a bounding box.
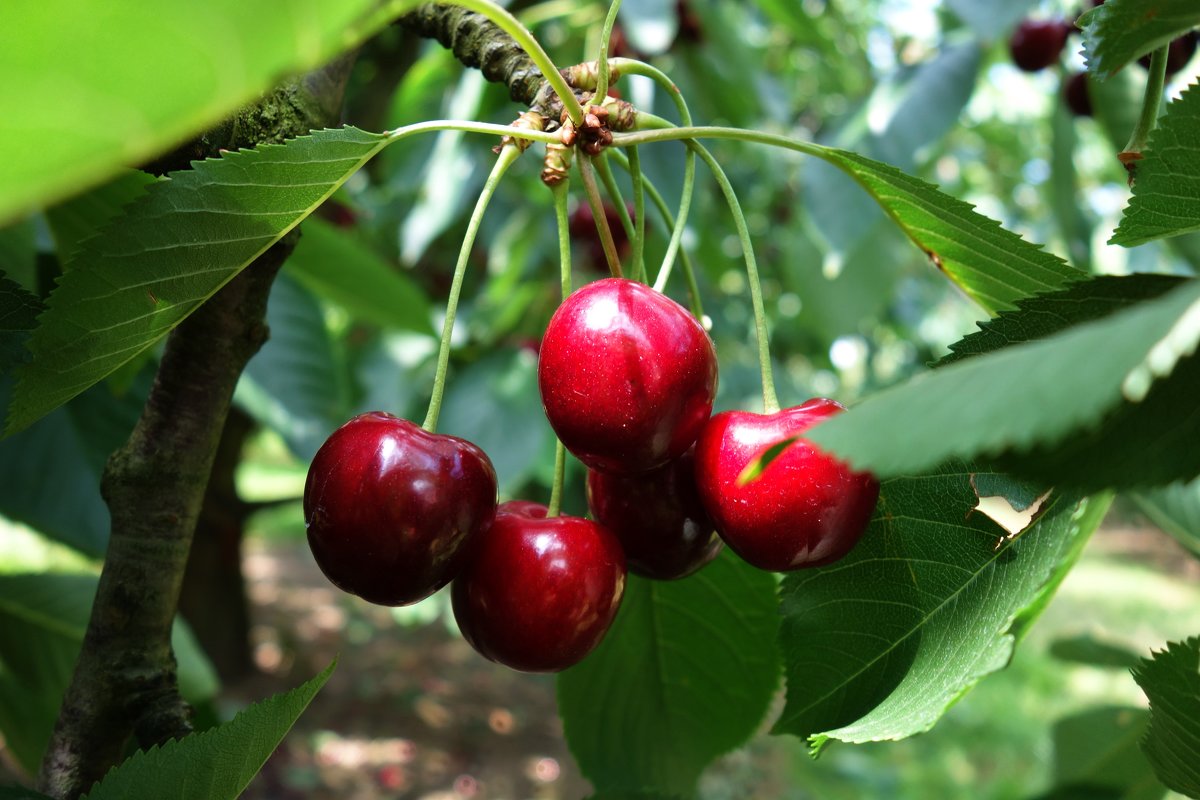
[385,119,560,146]
[606,149,705,320]
[550,178,578,519]
[578,155,624,278]
[546,179,575,518]
[422,143,523,433]
[628,145,646,282]
[594,0,623,101]
[593,154,641,281]
[1122,45,1168,166]
[609,58,697,293]
[436,0,585,126]
[690,140,779,413]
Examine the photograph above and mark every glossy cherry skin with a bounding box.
[538,278,718,475]
[694,399,880,571]
[1009,19,1072,72]
[587,448,723,580]
[452,501,626,673]
[304,412,498,606]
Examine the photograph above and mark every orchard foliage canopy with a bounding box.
[1,0,1200,798]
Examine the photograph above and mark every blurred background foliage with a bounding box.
[2,0,1199,797]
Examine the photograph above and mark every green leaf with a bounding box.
[0,273,42,374]
[1132,477,1200,558]
[0,0,416,225]
[45,171,159,268]
[811,146,1083,313]
[236,273,350,461]
[0,787,54,800]
[772,468,1106,749]
[1049,635,1144,670]
[1112,82,1200,247]
[6,127,391,436]
[287,217,433,334]
[0,371,149,556]
[0,573,219,776]
[1131,637,1200,797]
[804,276,1200,490]
[1040,707,1165,800]
[1080,0,1200,79]
[81,660,335,800]
[557,550,779,796]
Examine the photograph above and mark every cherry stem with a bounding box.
[593,154,641,281]
[629,145,646,282]
[422,143,522,433]
[593,0,623,102]
[690,140,779,413]
[608,58,696,293]
[547,180,574,518]
[607,149,706,320]
[1124,45,1168,160]
[578,155,624,278]
[384,119,560,146]
[437,0,585,126]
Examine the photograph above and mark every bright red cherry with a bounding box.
[587,447,723,580]
[1009,19,1072,72]
[694,399,880,571]
[304,412,497,606]
[451,501,626,673]
[538,278,718,475]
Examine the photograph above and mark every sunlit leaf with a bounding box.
[7,127,391,436]
[773,467,1107,750]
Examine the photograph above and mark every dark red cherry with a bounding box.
[587,447,723,580]
[304,412,497,606]
[1010,19,1072,72]
[538,278,718,475]
[1064,71,1094,117]
[569,201,636,274]
[694,399,880,571]
[451,501,626,672]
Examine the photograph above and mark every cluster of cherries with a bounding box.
[1009,2,1197,118]
[304,278,879,672]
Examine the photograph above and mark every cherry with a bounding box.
[1064,71,1093,117]
[569,201,636,274]
[694,399,879,572]
[587,447,723,580]
[304,412,498,606]
[1009,19,1072,72]
[451,501,626,672]
[538,278,718,475]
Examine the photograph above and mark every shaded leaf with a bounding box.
[1132,477,1200,558]
[0,0,415,224]
[438,348,551,495]
[1080,0,1200,79]
[7,127,391,435]
[0,274,42,374]
[1038,707,1164,800]
[0,573,218,775]
[558,550,779,796]
[236,273,349,461]
[82,660,334,800]
[773,467,1107,750]
[287,217,433,334]
[1131,637,1200,797]
[1112,82,1200,247]
[45,171,158,267]
[1049,635,1144,670]
[0,787,54,800]
[804,277,1200,490]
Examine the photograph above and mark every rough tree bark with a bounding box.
[36,55,357,800]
